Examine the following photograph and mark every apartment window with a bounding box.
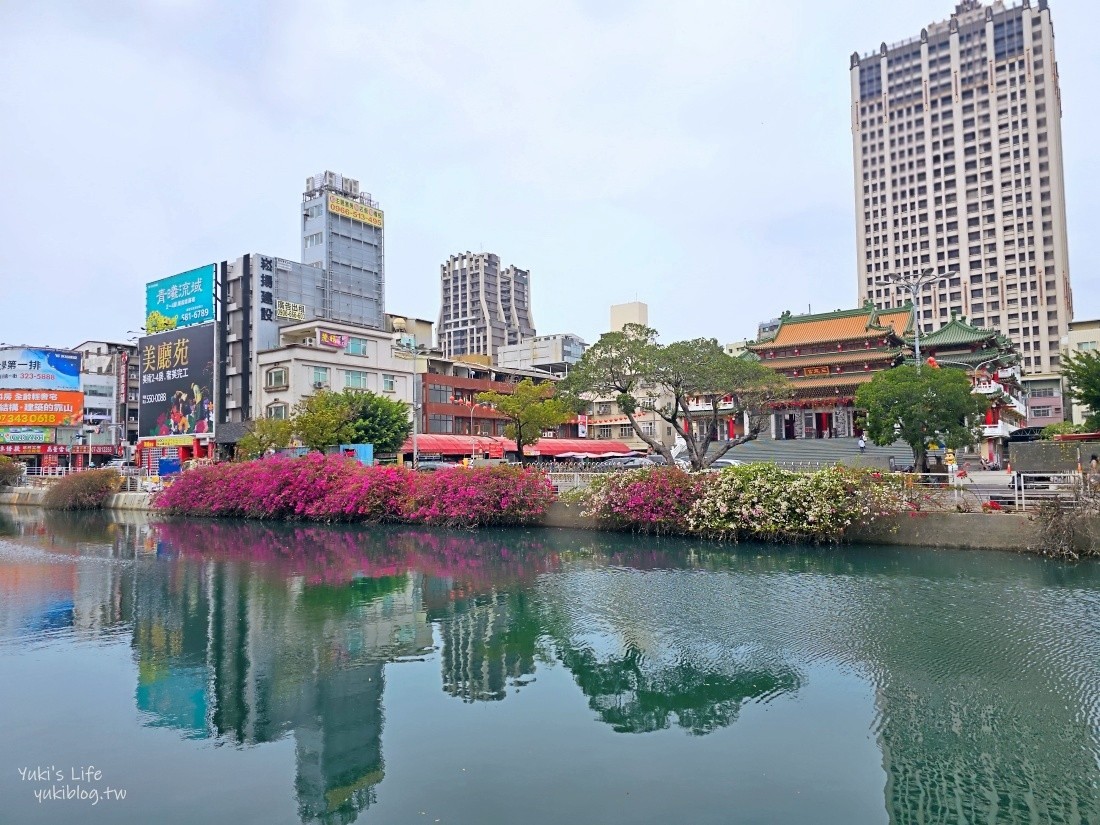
[382,373,396,392]
[312,366,330,388]
[1030,406,1052,418]
[641,421,655,437]
[265,367,288,389]
[267,403,289,420]
[346,337,369,356]
[595,425,613,440]
[429,414,453,433]
[619,424,633,439]
[304,232,323,248]
[428,384,450,404]
[1030,387,1056,397]
[344,369,369,390]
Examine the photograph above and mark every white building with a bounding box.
[494,333,587,377]
[255,320,419,422]
[1067,318,1099,426]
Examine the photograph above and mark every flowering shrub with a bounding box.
[687,464,904,543]
[570,465,903,543]
[154,456,552,527]
[43,469,122,510]
[407,465,555,528]
[578,468,704,535]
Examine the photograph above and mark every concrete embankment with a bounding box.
[2,489,1095,554]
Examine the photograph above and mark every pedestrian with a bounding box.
[857,435,866,454]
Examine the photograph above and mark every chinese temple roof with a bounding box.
[908,316,1012,350]
[750,302,912,349]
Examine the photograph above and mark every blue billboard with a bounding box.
[145,264,216,332]
[0,347,82,391]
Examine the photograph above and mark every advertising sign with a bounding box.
[145,264,216,332]
[0,391,84,426]
[138,326,215,438]
[0,427,55,444]
[0,347,82,391]
[0,444,116,456]
[576,414,588,439]
[275,300,305,321]
[327,194,384,228]
[319,331,349,348]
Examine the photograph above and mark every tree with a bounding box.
[292,390,356,452]
[1061,348,1100,430]
[560,324,784,470]
[855,365,988,472]
[476,378,572,462]
[343,390,412,454]
[236,417,294,460]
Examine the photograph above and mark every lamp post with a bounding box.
[884,267,937,371]
[392,342,431,469]
[450,396,490,461]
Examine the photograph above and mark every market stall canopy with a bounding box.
[399,434,517,456]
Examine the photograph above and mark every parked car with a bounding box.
[707,458,744,471]
[415,460,460,472]
[594,456,655,471]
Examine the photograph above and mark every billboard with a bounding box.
[327,194,384,228]
[0,347,82,391]
[318,331,349,348]
[0,427,55,444]
[138,326,215,438]
[145,264,216,333]
[0,391,83,426]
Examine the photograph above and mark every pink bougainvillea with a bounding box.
[154,455,553,527]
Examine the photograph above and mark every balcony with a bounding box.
[982,421,1018,440]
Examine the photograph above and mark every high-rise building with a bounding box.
[437,252,535,359]
[301,171,385,329]
[850,0,1073,380]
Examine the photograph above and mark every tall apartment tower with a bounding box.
[437,252,536,359]
[851,0,1073,377]
[301,171,385,329]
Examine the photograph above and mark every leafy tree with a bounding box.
[292,390,356,452]
[476,378,572,463]
[0,456,25,487]
[1061,348,1100,430]
[855,365,988,472]
[343,390,412,454]
[560,324,784,470]
[235,417,294,460]
[1040,421,1084,440]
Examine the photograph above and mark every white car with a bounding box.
[707,458,744,471]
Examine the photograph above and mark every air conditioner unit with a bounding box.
[303,338,315,346]
[312,382,327,390]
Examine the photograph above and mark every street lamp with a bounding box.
[884,267,938,371]
[392,341,432,469]
[450,395,491,461]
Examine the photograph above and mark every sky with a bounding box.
[1,0,1097,350]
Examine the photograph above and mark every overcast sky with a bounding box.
[2,0,1097,349]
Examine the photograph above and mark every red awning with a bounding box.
[525,438,638,457]
[400,434,518,456]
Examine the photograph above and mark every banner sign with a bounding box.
[276,300,306,321]
[0,391,84,426]
[802,366,831,377]
[318,331,349,348]
[0,427,55,444]
[138,326,215,438]
[577,414,588,439]
[0,347,82,391]
[145,264,216,332]
[328,194,384,228]
[0,444,116,455]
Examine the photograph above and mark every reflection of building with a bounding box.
[436,591,538,702]
[748,303,910,439]
[437,252,535,360]
[852,1,1074,379]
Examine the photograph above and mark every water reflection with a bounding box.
[1,511,1099,824]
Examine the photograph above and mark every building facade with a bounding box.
[301,171,385,329]
[851,0,1073,379]
[609,301,648,333]
[73,340,139,446]
[1066,317,1099,425]
[494,333,587,376]
[437,253,535,360]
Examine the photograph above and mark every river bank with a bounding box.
[3,487,1094,553]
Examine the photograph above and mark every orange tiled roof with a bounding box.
[765,349,898,370]
[756,305,911,348]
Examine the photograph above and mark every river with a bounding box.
[1,507,1098,824]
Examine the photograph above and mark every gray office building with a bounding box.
[301,170,385,330]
